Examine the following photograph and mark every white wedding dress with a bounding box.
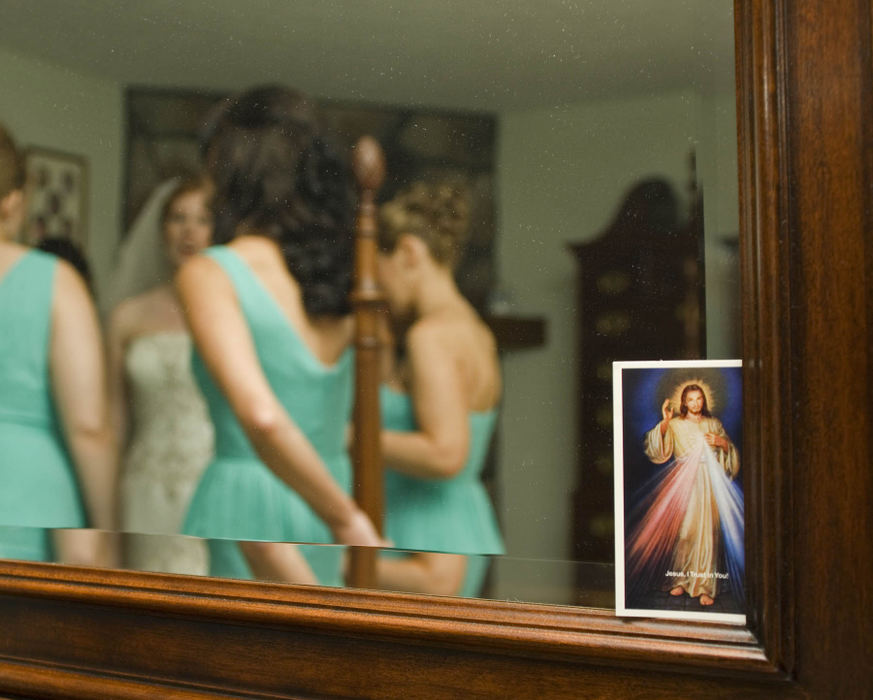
[120,332,213,575]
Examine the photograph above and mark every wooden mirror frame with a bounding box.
[0,1,869,696]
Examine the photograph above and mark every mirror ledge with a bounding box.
[0,559,775,675]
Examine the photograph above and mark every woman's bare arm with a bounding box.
[240,541,319,585]
[50,261,118,531]
[176,255,382,546]
[377,552,467,596]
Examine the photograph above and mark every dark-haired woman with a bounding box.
[0,122,117,566]
[179,86,382,585]
[374,182,504,597]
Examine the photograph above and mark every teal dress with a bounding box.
[381,385,504,597]
[0,250,86,561]
[183,246,354,586]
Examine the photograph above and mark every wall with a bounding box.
[0,45,123,298]
[492,88,738,603]
[697,90,741,358]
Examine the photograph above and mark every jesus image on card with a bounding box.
[613,360,745,623]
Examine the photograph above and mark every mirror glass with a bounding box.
[0,0,738,607]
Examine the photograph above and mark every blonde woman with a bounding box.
[375,182,504,597]
[107,175,214,574]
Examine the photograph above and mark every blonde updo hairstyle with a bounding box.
[378,182,471,269]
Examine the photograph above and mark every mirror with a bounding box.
[0,0,738,607]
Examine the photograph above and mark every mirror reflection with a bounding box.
[0,0,738,606]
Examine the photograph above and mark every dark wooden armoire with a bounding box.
[569,164,705,568]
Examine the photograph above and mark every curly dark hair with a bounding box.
[37,237,93,293]
[202,86,354,316]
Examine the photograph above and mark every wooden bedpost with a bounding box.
[348,136,386,589]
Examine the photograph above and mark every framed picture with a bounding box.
[22,146,88,248]
[613,359,744,624]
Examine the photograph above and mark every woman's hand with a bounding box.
[332,508,388,548]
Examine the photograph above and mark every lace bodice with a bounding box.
[124,332,213,487]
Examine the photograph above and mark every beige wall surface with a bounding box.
[0,45,123,299]
[493,88,738,603]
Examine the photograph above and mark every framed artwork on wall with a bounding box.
[22,146,89,248]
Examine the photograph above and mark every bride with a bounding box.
[107,175,214,575]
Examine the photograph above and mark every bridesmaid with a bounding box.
[179,86,383,585]
[375,182,504,597]
[0,122,117,566]
[107,175,214,575]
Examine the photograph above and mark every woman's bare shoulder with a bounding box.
[109,284,169,332]
[0,240,29,258]
[51,259,98,326]
[227,235,279,264]
[53,257,90,297]
[473,313,498,355]
[0,241,28,274]
[176,251,227,290]
[406,315,456,349]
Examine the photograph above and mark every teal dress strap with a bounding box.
[200,245,353,372]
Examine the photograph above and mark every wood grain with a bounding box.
[348,136,387,589]
[784,0,873,696]
[736,0,796,676]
